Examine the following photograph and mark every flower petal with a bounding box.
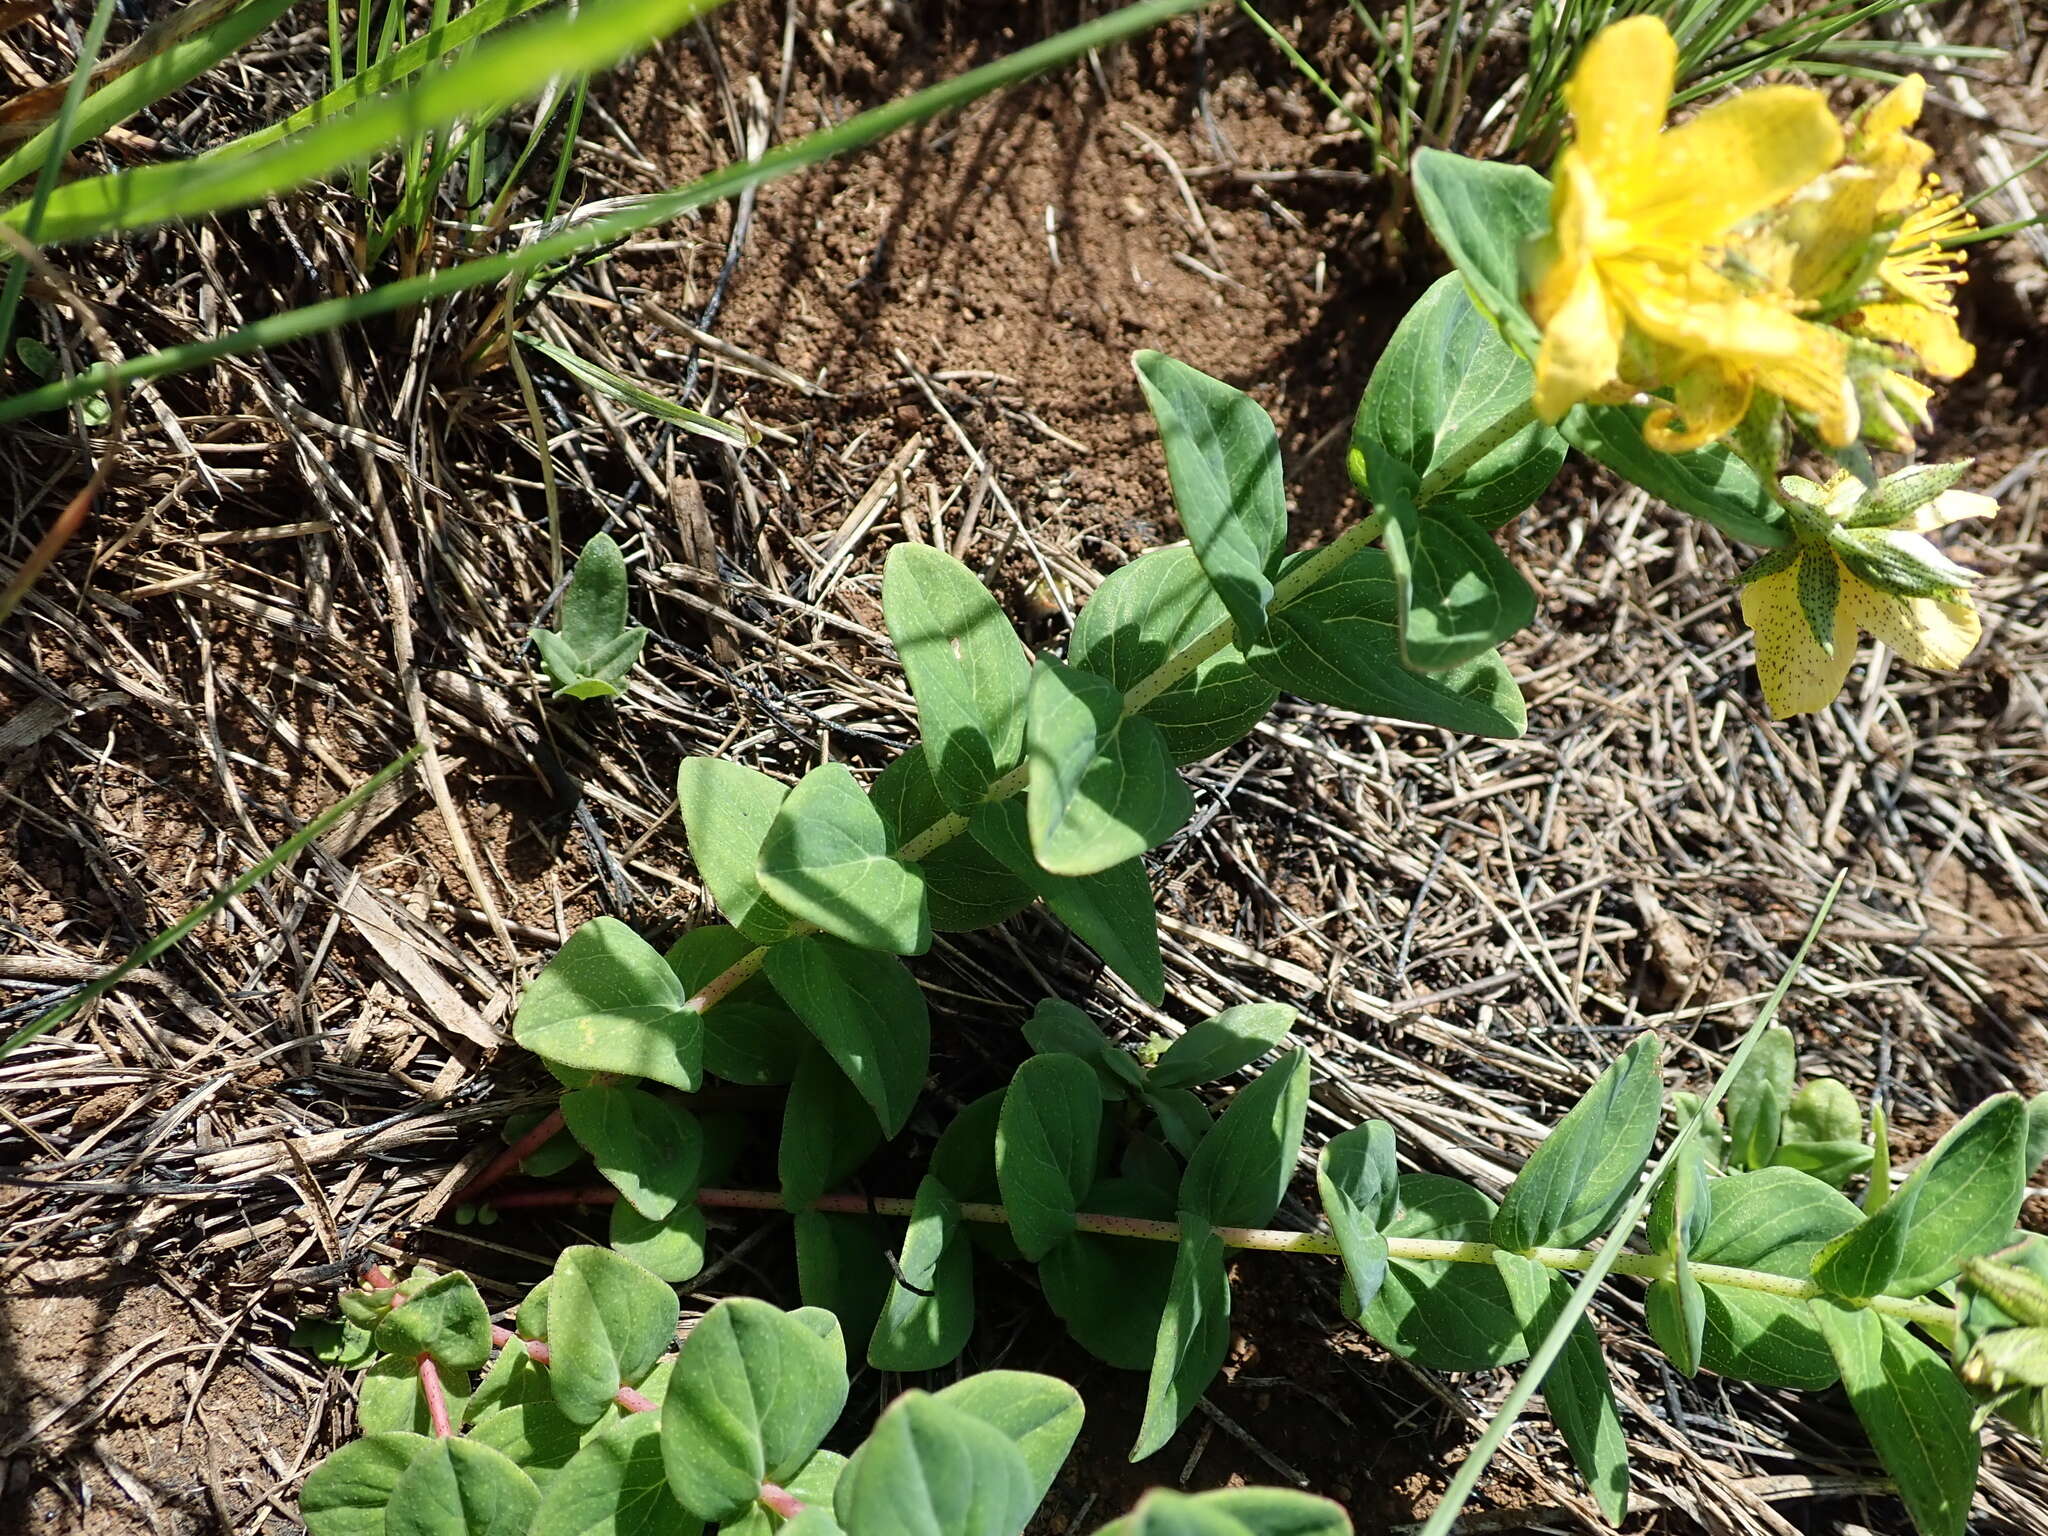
[1857,301,1976,379]
[1645,359,1750,451]
[1842,579,1981,671]
[1742,552,1859,719]
[1532,258,1623,422]
[1916,488,1998,533]
[1621,87,1843,245]
[1563,17,1676,185]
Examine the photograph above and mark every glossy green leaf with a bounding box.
[869,1176,975,1372]
[1409,149,1549,350]
[546,1247,680,1426]
[513,917,702,1091]
[1040,1181,1179,1370]
[1092,1487,1351,1536]
[533,1415,702,1536]
[1358,1175,1530,1370]
[1023,998,1145,1097]
[779,1046,886,1211]
[1179,1049,1308,1229]
[1132,353,1287,644]
[795,1211,893,1348]
[1068,546,1277,763]
[1493,1034,1661,1251]
[883,543,1031,812]
[1317,1122,1398,1316]
[664,925,804,1085]
[1026,654,1193,877]
[970,799,1163,1004]
[834,1392,1036,1536]
[375,1271,494,1372]
[870,746,1035,931]
[1885,1092,2029,1297]
[676,759,802,945]
[932,1372,1084,1510]
[764,936,930,1137]
[608,1201,706,1284]
[1150,1003,1295,1090]
[1815,1303,1979,1536]
[302,1433,433,1536]
[358,1354,471,1436]
[1243,547,1525,738]
[384,1438,540,1536]
[661,1297,849,1524]
[1131,1215,1230,1462]
[1644,1167,1859,1390]
[1561,405,1788,547]
[757,762,931,955]
[467,1402,591,1490]
[561,1086,702,1221]
[997,1053,1105,1259]
[1352,274,1563,528]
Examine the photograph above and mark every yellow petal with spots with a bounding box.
[1621,87,1842,247]
[1857,302,1975,379]
[1916,489,1997,534]
[1645,361,1750,452]
[1843,580,1981,671]
[1741,553,1859,719]
[1532,259,1624,422]
[1563,17,1675,185]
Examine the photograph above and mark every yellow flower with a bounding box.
[1527,17,1855,449]
[1739,467,1990,719]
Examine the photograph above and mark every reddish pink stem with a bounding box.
[759,1483,806,1519]
[490,1325,652,1413]
[452,1107,568,1207]
[418,1356,455,1437]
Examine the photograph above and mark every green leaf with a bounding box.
[1243,547,1525,738]
[764,936,929,1137]
[969,799,1163,1004]
[514,918,702,1090]
[359,1354,472,1436]
[1040,1181,1179,1370]
[1815,1303,1979,1536]
[467,1402,593,1490]
[384,1438,540,1536]
[834,1392,1037,1536]
[660,1296,849,1524]
[779,1046,886,1210]
[1409,149,1550,351]
[1786,1074,1863,1143]
[560,534,631,658]
[932,1372,1084,1511]
[1525,1280,1629,1523]
[302,1433,434,1536]
[1560,406,1788,547]
[520,334,747,447]
[1352,274,1564,529]
[676,759,802,945]
[1147,1088,1212,1159]
[13,0,723,245]
[1359,1175,1529,1369]
[609,1201,706,1284]
[1179,1049,1308,1229]
[1132,353,1288,643]
[1022,998,1145,1097]
[1092,1487,1351,1536]
[547,1247,680,1426]
[870,747,1035,931]
[757,763,931,956]
[930,1088,1006,1202]
[1771,1139,1873,1188]
[1493,1033,1662,1251]
[376,1271,494,1372]
[720,1453,847,1536]
[997,1053,1105,1259]
[1364,437,1536,671]
[1725,1023,1795,1169]
[1132,1214,1230,1461]
[533,1415,703,1536]
[665,925,806,1086]
[1885,1093,2029,1297]
[1068,546,1278,763]
[1317,1122,1399,1316]
[1652,1140,1712,1377]
[1026,655,1193,877]
[869,1176,976,1372]
[795,1211,893,1348]
[883,543,1031,812]
[1149,1003,1295,1090]
[561,1086,702,1221]
[1644,1167,1860,1389]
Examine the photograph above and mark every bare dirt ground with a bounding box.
[3,3,2047,1533]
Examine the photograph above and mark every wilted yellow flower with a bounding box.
[1739,465,1990,718]
[1526,16,1855,450]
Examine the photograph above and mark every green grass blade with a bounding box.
[0,0,1217,424]
[0,744,427,1061]
[7,0,725,244]
[1418,870,1849,1536]
[0,0,300,197]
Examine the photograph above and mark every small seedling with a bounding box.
[531,532,647,699]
